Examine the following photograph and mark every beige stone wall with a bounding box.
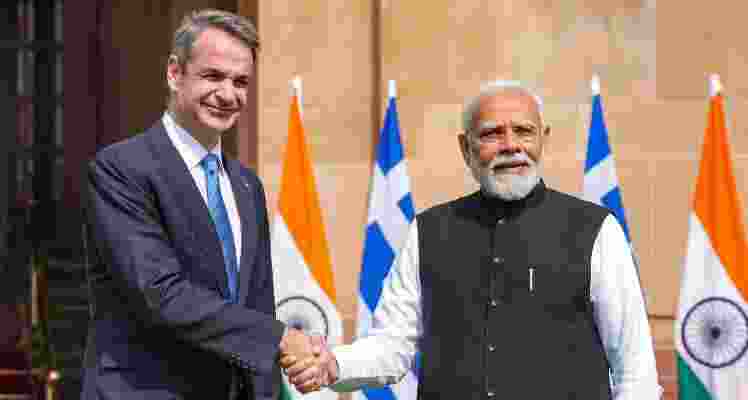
[252,0,748,380]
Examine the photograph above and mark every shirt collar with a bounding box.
[162,111,223,171]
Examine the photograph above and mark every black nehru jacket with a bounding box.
[416,180,611,400]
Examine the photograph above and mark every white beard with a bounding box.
[470,152,541,201]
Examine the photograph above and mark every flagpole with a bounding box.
[709,73,721,97]
[590,74,601,96]
[291,75,303,116]
[712,73,740,153]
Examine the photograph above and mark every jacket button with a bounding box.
[492,257,503,264]
[487,391,495,398]
[497,218,505,224]
[489,299,497,307]
[488,344,495,352]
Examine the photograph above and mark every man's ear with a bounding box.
[458,132,472,166]
[166,55,182,92]
[537,125,551,158]
[540,124,551,149]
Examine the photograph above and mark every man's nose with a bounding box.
[215,81,237,104]
[496,133,521,153]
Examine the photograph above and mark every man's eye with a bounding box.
[234,79,249,88]
[204,74,222,81]
[478,131,500,142]
[515,126,535,136]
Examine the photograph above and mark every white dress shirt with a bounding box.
[332,214,662,400]
[162,112,242,267]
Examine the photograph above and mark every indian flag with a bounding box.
[675,74,748,400]
[272,77,342,400]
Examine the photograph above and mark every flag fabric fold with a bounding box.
[356,81,418,400]
[273,80,342,400]
[675,75,748,400]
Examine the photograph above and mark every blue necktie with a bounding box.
[200,154,239,303]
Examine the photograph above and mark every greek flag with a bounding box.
[356,80,418,400]
[583,75,634,246]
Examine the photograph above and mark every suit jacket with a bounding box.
[81,122,285,400]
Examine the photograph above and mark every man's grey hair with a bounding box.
[462,80,545,133]
[171,9,259,68]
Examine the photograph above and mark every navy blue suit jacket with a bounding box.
[82,122,285,400]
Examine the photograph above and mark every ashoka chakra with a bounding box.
[681,296,748,368]
[276,295,330,338]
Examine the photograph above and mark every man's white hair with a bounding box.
[462,80,545,133]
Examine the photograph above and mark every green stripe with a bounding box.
[280,381,295,400]
[678,354,712,400]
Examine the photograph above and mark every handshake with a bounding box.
[278,329,339,393]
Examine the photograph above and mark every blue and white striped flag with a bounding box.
[356,80,418,400]
[583,75,636,263]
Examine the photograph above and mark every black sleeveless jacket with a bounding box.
[416,181,611,400]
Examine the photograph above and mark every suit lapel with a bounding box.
[145,123,229,298]
[224,158,258,303]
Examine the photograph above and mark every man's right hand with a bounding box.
[280,335,339,393]
[279,328,314,361]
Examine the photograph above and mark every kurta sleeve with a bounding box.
[591,215,663,400]
[330,221,422,392]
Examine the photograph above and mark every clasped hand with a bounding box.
[279,329,338,393]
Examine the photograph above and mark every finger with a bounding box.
[310,335,325,356]
[290,364,319,385]
[295,377,321,394]
[279,354,297,369]
[315,349,334,382]
[291,365,325,393]
[286,357,316,378]
[297,384,320,394]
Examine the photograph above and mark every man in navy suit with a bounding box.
[82,9,316,400]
